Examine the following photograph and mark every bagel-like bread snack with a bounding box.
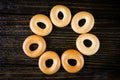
[61,49,84,73]
[38,51,61,75]
[30,14,52,36]
[23,35,46,58]
[71,11,94,34]
[50,5,71,27]
[76,33,100,56]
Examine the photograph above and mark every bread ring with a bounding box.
[76,33,100,56]
[30,14,52,36]
[23,35,46,58]
[50,5,71,27]
[38,51,61,75]
[61,49,84,73]
[71,11,94,34]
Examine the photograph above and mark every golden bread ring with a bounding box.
[76,33,100,56]
[30,14,52,36]
[38,51,61,75]
[50,5,71,27]
[23,35,46,58]
[71,11,94,34]
[61,49,84,73]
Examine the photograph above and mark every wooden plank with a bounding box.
[0,0,120,80]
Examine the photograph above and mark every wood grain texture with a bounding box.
[0,0,120,80]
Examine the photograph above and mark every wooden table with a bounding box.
[0,0,120,80]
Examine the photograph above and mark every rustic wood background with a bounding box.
[0,0,120,80]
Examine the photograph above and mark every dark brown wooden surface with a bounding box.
[0,0,120,80]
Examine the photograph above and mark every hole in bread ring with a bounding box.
[37,22,46,29]
[58,11,64,20]
[30,43,38,51]
[45,59,53,68]
[68,59,77,66]
[83,39,92,47]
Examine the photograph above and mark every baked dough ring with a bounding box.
[50,5,71,27]
[76,33,100,56]
[71,11,94,34]
[61,49,84,73]
[30,14,52,36]
[23,35,46,58]
[38,51,61,75]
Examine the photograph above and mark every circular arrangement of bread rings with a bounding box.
[30,14,52,36]
[50,5,71,28]
[76,33,100,56]
[61,49,84,73]
[22,5,100,75]
[38,51,61,75]
[71,11,94,34]
[22,35,46,58]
